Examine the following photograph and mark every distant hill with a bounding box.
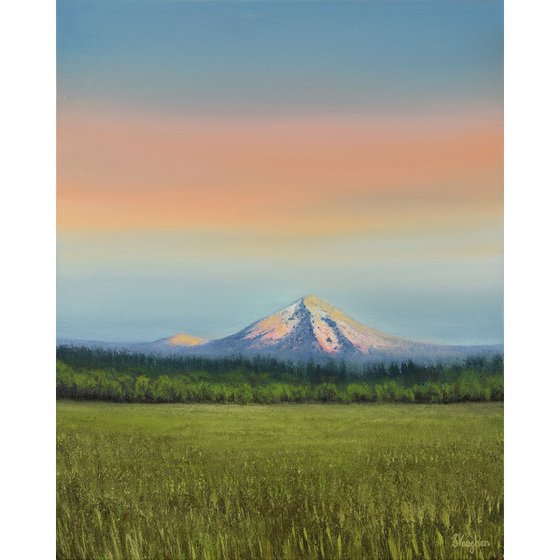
[58,295,502,364]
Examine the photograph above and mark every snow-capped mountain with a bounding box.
[201,295,404,358]
[172,295,500,363]
[59,295,502,363]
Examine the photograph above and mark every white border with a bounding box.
[0,0,56,557]
[505,0,560,558]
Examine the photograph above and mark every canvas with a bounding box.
[57,1,503,558]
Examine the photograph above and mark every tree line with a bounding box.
[56,347,503,404]
[56,346,503,384]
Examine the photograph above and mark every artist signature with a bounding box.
[451,533,492,554]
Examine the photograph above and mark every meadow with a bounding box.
[57,401,503,559]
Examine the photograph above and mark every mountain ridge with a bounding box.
[58,294,502,364]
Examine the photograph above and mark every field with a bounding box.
[57,401,503,559]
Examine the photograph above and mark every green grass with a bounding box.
[57,401,503,559]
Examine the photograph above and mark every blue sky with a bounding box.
[58,0,503,114]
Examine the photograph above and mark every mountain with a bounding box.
[58,295,502,364]
[167,295,501,363]
[156,333,207,347]
[124,333,207,354]
[57,332,207,353]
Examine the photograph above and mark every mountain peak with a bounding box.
[299,294,355,324]
[219,293,398,357]
[301,294,326,306]
[166,333,207,347]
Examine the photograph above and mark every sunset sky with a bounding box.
[57,0,503,344]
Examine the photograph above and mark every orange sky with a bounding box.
[58,110,502,235]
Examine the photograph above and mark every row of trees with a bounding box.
[56,346,504,386]
[56,362,503,404]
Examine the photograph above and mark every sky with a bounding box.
[57,0,503,345]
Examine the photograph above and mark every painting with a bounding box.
[57,1,503,558]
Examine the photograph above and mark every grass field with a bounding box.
[57,401,503,559]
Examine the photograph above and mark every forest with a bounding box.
[56,346,503,404]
